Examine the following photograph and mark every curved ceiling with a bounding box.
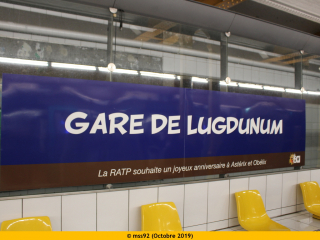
[4,0,320,55]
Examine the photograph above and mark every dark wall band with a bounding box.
[1,151,304,191]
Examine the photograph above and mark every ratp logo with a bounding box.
[289,154,301,165]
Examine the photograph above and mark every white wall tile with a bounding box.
[0,30,14,38]
[96,43,107,50]
[249,175,267,205]
[23,196,61,231]
[196,61,207,77]
[216,62,220,77]
[243,67,252,82]
[251,69,259,84]
[207,220,228,231]
[297,203,306,211]
[186,56,198,62]
[228,217,239,227]
[124,47,138,54]
[235,66,244,81]
[208,180,229,223]
[65,39,81,47]
[13,32,31,40]
[163,57,175,73]
[31,35,49,42]
[297,171,311,204]
[282,206,296,215]
[138,49,151,56]
[282,172,297,207]
[207,60,217,78]
[158,185,184,226]
[97,190,128,231]
[48,37,65,44]
[184,60,197,75]
[174,58,184,73]
[0,199,22,227]
[229,63,235,79]
[267,208,281,218]
[311,169,320,183]
[129,188,158,231]
[184,224,207,231]
[259,69,268,84]
[150,50,163,57]
[229,178,248,219]
[184,182,208,227]
[163,52,175,58]
[266,174,282,210]
[81,41,96,48]
[62,193,96,231]
[266,70,275,85]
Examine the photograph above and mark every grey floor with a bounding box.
[217,211,320,231]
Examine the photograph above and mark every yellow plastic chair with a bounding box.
[300,181,320,219]
[235,190,290,231]
[141,202,182,231]
[1,216,52,231]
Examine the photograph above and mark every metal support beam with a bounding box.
[294,55,302,89]
[220,34,228,80]
[220,33,228,92]
[107,15,114,64]
[107,14,115,81]
[181,76,193,89]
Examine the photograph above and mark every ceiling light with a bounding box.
[192,77,207,83]
[220,81,238,86]
[98,67,138,75]
[263,86,285,92]
[107,63,116,72]
[285,88,302,94]
[114,69,138,74]
[307,91,320,95]
[258,51,269,59]
[109,8,117,14]
[52,62,96,70]
[140,71,175,79]
[0,57,48,66]
[238,83,263,89]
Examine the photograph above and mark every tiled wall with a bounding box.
[306,103,320,169]
[0,169,318,231]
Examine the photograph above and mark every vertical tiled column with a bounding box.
[184,182,208,229]
[229,178,249,227]
[297,170,311,211]
[23,196,62,231]
[0,199,22,227]
[281,172,298,214]
[207,180,229,231]
[128,188,158,231]
[266,174,282,217]
[97,190,129,231]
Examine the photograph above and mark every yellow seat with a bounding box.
[141,202,182,231]
[300,181,320,219]
[235,190,290,231]
[1,216,52,231]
